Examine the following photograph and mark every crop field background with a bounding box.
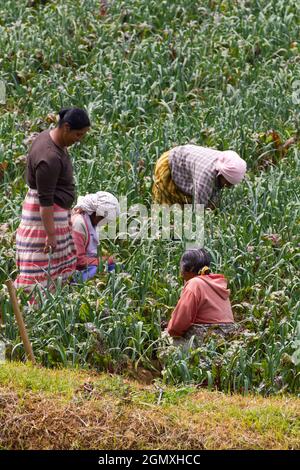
[0,0,299,395]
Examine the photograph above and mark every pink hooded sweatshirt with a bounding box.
[167,274,234,337]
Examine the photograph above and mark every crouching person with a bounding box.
[165,248,236,348]
[71,191,120,281]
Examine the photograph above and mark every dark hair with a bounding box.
[58,108,91,130]
[180,248,211,274]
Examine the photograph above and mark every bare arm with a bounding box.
[40,206,56,252]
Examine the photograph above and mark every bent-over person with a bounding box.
[152,144,247,208]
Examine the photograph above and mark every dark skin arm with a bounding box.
[40,206,56,253]
[206,175,232,210]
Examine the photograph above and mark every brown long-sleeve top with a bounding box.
[26,130,75,209]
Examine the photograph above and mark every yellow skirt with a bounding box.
[152,151,192,205]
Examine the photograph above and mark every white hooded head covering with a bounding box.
[75,191,120,224]
[215,151,247,185]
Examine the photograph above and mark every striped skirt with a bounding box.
[152,151,192,205]
[15,189,77,292]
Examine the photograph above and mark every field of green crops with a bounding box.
[0,0,299,395]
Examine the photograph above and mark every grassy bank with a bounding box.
[0,0,299,393]
[0,362,299,449]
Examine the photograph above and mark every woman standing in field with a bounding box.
[15,107,91,294]
[152,145,247,208]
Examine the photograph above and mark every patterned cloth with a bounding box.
[169,145,222,206]
[175,322,237,346]
[160,323,238,354]
[15,189,77,292]
[152,151,192,205]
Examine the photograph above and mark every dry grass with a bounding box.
[0,362,299,450]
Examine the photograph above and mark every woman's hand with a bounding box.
[73,207,84,214]
[44,234,57,253]
[40,206,56,253]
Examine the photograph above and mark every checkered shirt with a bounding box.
[168,145,222,206]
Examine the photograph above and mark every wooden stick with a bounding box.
[5,280,36,364]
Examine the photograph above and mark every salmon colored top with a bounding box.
[167,274,234,337]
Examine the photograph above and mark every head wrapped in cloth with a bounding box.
[75,191,120,224]
[215,151,247,185]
